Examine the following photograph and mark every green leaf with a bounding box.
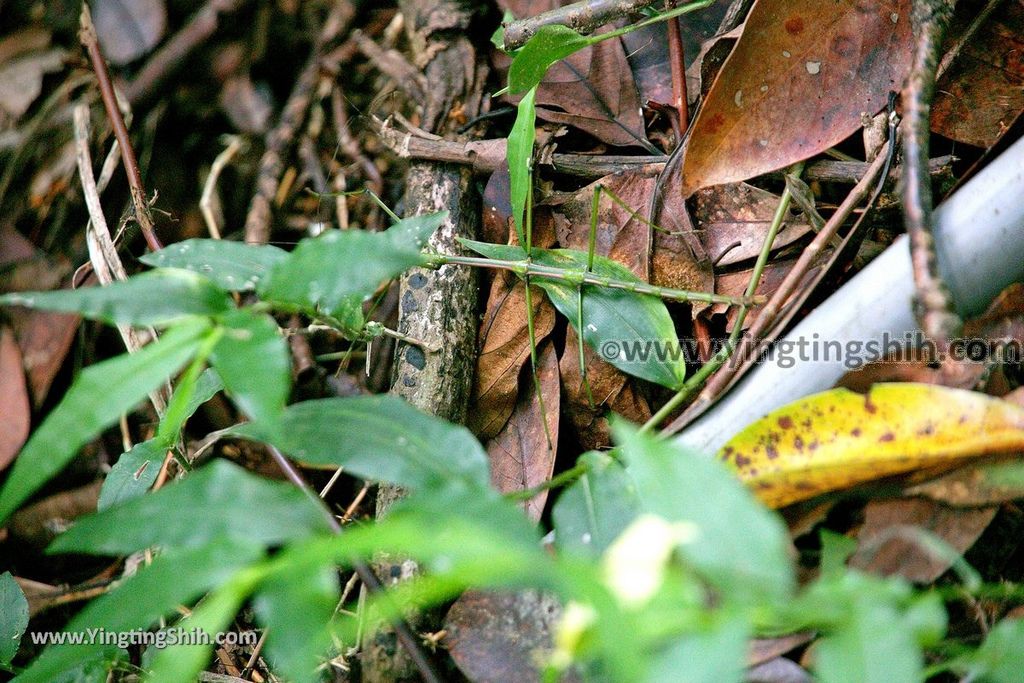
[459,239,527,262]
[210,309,290,428]
[258,213,445,315]
[611,422,793,602]
[180,367,224,422]
[814,589,923,683]
[49,460,332,555]
[15,539,264,683]
[0,572,29,667]
[97,439,165,511]
[553,451,641,559]
[145,572,257,683]
[232,395,490,493]
[252,557,338,683]
[0,270,232,326]
[140,239,288,291]
[0,319,211,525]
[507,25,593,94]
[508,87,536,246]
[533,249,687,389]
[959,616,1024,683]
[646,613,748,683]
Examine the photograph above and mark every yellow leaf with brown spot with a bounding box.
[719,383,1024,509]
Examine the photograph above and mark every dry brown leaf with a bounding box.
[444,590,572,683]
[681,0,914,196]
[905,457,1024,507]
[469,216,557,439]
[932,0,1024,148]
[560,326,651,451]
[0,326,30,473]
[220,74,273,134]
[849,498,997,583]
[694,182,812,267]
[0,47,64,125]
[92,0,167,65]
[485,341,560,521]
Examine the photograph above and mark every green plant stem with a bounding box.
[506,461,590,501]
[641,162,804,434]
[433,254,763,306]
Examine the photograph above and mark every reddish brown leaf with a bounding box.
[444,590,571,683]
[932,0,1024,148]
[694,182,812,267]
[0,326,30,473]
[905,457,1024,507]
[469,216,557,439]
[680,0,914,196]
[849,498,997,583]
[486,342,559,521]
[560,326,651,451]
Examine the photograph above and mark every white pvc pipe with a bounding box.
[677,135,1024,455]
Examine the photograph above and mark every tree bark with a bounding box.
[362,1,484,680]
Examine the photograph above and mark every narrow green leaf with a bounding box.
[140,239,288,291]
[459,238,527,262]
[553,451,641,559]
[646,614,748,683]
[0,270,231,326]
[611,422,793,602]
[181,367,224,422]
[15,540,264,683]
[49,460,331,555]
[210,309,290,429]
[959,616,1024,683]
[232,395,490,492]
[508,87,536,246]
[97,439,166,511]
[145,572,257,683]
[252,558,338,683]
[507,25,592,94]
[0,572,29,667]
[533,249,687,389]
[258,213,445,315]
[0,319,211,525]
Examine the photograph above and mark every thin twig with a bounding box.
[665,0,689,126]
[264,445,443,683]
[660,150,891,436]
[244,1,356,244]
[200,136,244,239]
[903,0,961,355]
[79,4,163,252]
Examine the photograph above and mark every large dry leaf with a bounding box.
[444,590,567,683]
[681,0,914,196]
[721,384,1024,509]
[497,0,649,147]
[560,326,651,451]
[0,327,30,473]
[694,182,812,267]
[550,171,655,280]
[92,0,167,65]
[932,0,1024,148]
[469,214,557,438]
[849,498,997,583]
[486,341,560,521]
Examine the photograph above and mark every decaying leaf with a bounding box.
[932,0,1024,148]
[849,498,997,583]
[905,457,1024,507]
[0,326,30,473]
[0,44,64,125]
[694,182,812,267]
[721,384,1024,509]
[681,0,914,196]
[469,216,557,439]
[486,341,560,521]
[444,589,567,683]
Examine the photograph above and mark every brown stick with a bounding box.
[665,1,689,126]
[79,4,163,252]
[243,1,356,244]
[503,0,660,50]
[903,0,961,354]
[662,150,890,436]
